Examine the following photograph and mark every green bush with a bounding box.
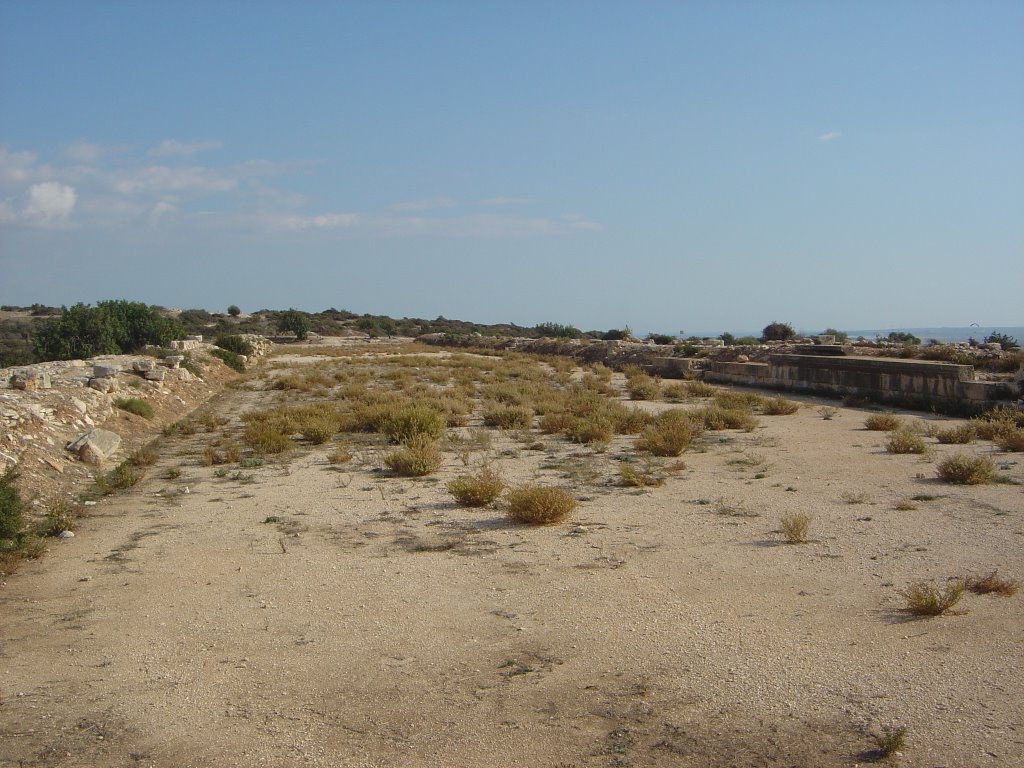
[276,308,310,340]
[96,462,142,495]
[34,300,184,361]
[211,348,246,372]
[215,334,253,356]
[114,397,155,419]
[0,466,26,540]
[761,321,796,342]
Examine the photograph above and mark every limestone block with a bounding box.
[67,428,121,465]
[71,397,88,414]
[132,359,156,373]
[165,355,185,368]
[93,364,120,378]
[10,369,50,391]
[168,368,193,381]
[185,335,203,342]
[144,368,167,381]
[88,377,120,393]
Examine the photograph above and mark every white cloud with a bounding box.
[18,182,77,227]
[817,131,842,142]
[478,196,531,207]
[149,139,224,157]
[112,165,238,195]
[271,212,362,231]
[65,140,132,164]
[392,197,459,212]
[0,147,45,186]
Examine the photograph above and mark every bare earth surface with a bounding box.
[3,343,1022,768]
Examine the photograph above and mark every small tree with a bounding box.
[885,331,921,345]
[719,332,736,346]
[821,328,849,342]
[534,322,583,339]
[276,309,310,340]
[984,332,1019,350]
[227,305,241,317]
[761,321,796,342]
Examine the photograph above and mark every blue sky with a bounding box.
[1,1,1021,335]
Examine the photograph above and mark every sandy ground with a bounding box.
[2,346,1022,768]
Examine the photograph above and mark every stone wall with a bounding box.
[706,354,1013,413]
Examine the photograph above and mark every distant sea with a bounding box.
[687,327,1024,344]
[840,327,1024,344]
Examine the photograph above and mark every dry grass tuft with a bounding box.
[446,465,506,507]
[762,396,800,415]
[886,429,927,454]
[900,580,965,616]
[779,512,812,543]
[865,412,902,431]
[383,435,442,476]
[482,403,534,430]
[996,427,1024,452]
[893,498,918,511]
[506,486,577,525]
[619,461,665,488]
[635,410,702,456]
[934,424,976,444]
[965,571,1019,597]
[936,453,996,484]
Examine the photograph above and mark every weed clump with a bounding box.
[965,571,1019,597]
[39,499,77,537]
[870,726,907,761]
[383,435,442,476]
[114,397,154,419]
[383,405,446,443]
[936,453,996,484]
[447,466,506,507]
[996,428,1024,452]
[762,396,800,415]
[243,422,292,454]
[211,348,246,373]
[636,410,702,456]
[934,424,976,444]
[482,403,534,430]
[619,461,665,487]
[900,580,965,616]
[865,413,901,431]
[779,512,812,543]
[96,461,142,494]
[506,486,576,525]
[0,466,26,541]
[885,430,927,454]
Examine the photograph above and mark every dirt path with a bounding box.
[2,352,1022,767]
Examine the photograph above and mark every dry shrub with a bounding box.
[893,498,918,511]
[901,580,965,616]
[446,465,506,506]
[619,462,665,487]
[506,486,576,525]
[779,511,812,543]
[39,499,77,537]
[965,571,1019,597]
[326,447,353,465]
[714,390,766,411]
[539,411,575,434]
[971,406,1024,440]
[626,373,661,401]
[696,406,758,432]
[865,412,902,431]
[383,405,446,443]
[636,410,702,456]
[616,407,653,435]
[383,435,442,476]
[996,427,1024,452]
[243,422,292,454]
[566,415,615,446]
[936,453,995,484]
[685,380,717,398]
[129,445,159,467]
[203,439,242,465]
[661,382,688,400]
[762,396,800,415]
[886,430,927,454]
[301,418,337,445]
[934,424,976,444]
[482,403,534,430]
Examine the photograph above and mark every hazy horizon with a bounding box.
[2,3,1021,331]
